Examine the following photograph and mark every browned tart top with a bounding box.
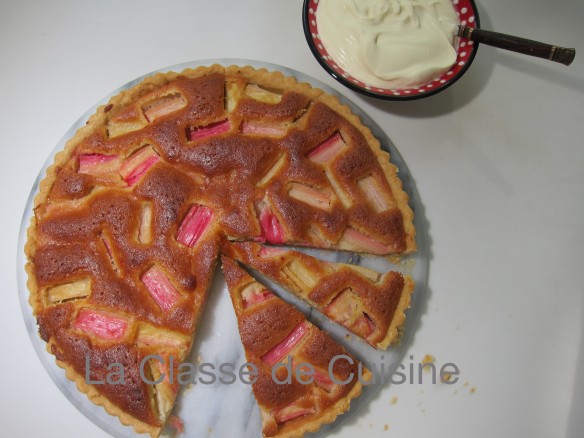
[26,65,415,436]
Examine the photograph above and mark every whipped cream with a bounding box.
[316,0,459,89]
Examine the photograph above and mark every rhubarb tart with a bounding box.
[25,64,416,437]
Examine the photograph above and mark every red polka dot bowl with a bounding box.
[302,0,480,100]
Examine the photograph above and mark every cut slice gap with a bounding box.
[253,243,393,271]
[266,244,408,273]
[142,93,187,123]
[244,83,283,104]
[45,277,91,305]
[245,241,403,281]
[357,250,417,274]
[258,153,287,188]
[119,145,160,187]
[187,119,231,142]
[288,182,334,211]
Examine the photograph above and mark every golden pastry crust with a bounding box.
[25,64,415,436]
[54,351,160,438]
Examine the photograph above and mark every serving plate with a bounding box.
[17,59,429,437]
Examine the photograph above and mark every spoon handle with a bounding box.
[458,26,575,66]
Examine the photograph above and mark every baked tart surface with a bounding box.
[25,64,416,436]
[225,241,414,349]
[222,256,370,438]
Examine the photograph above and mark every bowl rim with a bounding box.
[302,0,481,101]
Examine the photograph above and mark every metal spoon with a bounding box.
[458,26,576,66]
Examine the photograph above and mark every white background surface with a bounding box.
[1,0,583,437]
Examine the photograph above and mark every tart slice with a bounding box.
[221,256,370,438]
[226,242,414,349]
